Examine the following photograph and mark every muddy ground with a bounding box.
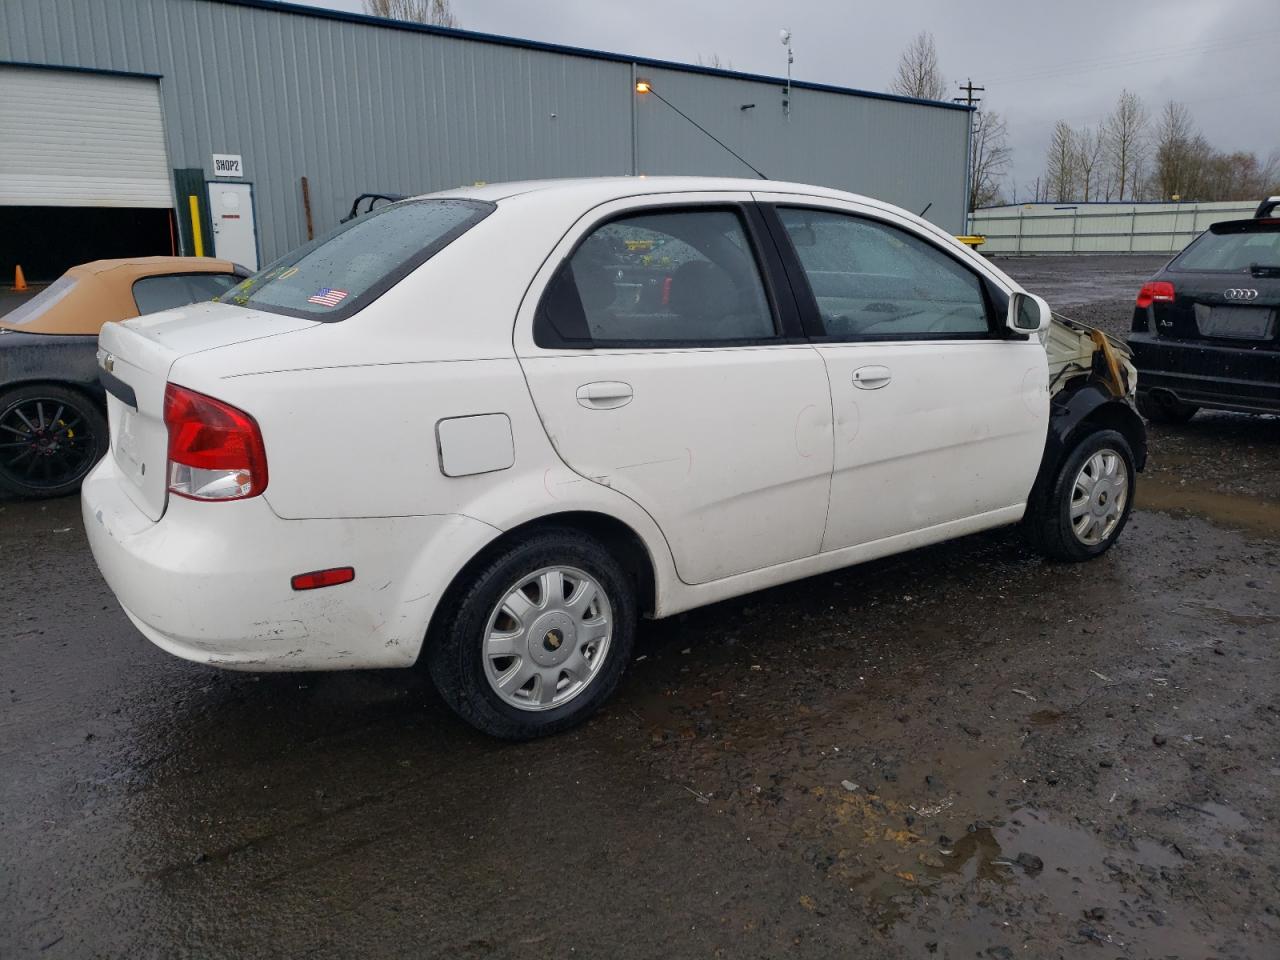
[2,256,1278,959]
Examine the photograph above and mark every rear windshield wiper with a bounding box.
[1249,262,1280,278]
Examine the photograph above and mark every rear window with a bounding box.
[218,198,494,320]
[1172,222,1280,274]
[133,273,240,315]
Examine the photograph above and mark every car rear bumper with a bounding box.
[81,454,499,671]
[1128,333,1280,414]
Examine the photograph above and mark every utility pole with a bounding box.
[780,29,793,117]
[953,78,984,107]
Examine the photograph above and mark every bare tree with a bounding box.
[890,31,946,101]
[1152,101,1202,199]
[1074,124,1104,202]
[1103,90,1148,201]
[363,0,459,28]
[1044,121,1078,202]
[969,110,1011,209]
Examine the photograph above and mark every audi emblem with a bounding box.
[1224,288,1259,301]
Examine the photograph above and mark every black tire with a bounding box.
[1137,393,1198,424]
[1024,429,1136,563]
[424,527,637,740]
[0,384,109,499]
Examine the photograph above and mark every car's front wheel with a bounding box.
[425,528,636,739]
[1024,429,1136,562]
[0,384,109,499]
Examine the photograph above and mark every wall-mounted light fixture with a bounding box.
[635,79,652,94]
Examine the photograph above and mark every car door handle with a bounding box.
[576,381,634,409]
[852,365,892,390]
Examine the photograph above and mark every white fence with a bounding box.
[970,200,1258,255]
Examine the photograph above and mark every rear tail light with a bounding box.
[1136,281,1175,309]
[163,383,268,501]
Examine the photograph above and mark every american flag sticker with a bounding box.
[307,288,348,307]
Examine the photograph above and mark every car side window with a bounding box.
[133,273,239,315]
[777,207,991,340]
[537,208,776,346]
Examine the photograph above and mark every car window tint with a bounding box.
[778,207,990,339]
[132,274,239,315]
[555,209,775,343]
[1172,226,1280,273]
[219,199,493,320]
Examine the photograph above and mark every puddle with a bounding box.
[1179,601,1279,629]
[1199,802,1250,832]
[1138,476,1280,537]
[1027,709,1064,726]
[843,804,1224,956]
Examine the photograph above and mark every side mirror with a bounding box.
[1008,291,1052,336]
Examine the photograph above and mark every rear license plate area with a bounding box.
[1194,304,1276,340]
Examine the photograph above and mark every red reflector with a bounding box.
[291,567,355,591]
[1136,281,1175,309]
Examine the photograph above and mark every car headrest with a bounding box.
[668,260,735,322]
[573,264,616,315]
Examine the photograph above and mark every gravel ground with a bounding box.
[2,258,1278,959]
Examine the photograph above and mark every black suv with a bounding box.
[1128,213,1280,422]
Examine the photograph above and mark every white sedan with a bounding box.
[82,177,1146,738]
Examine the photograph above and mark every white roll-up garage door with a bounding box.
[0,65,172,207]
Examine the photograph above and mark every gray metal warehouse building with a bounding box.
[0,0,973,280]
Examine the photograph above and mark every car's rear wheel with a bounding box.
[1137,392,1198,424]
[425,528,636,739]
[1024,429,1135,562]
[0,384,108,499]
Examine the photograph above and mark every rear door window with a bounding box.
[218,199,494,320]
[537,207,776,346]
[132,273,239,315]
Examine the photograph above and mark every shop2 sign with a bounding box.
[212,154,244,178]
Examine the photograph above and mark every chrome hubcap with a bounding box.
[1070,448,1128,546]
[482,565,612,711]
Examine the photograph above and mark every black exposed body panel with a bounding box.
[0,331,103,402]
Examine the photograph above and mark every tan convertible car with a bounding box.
[0,257,247,498]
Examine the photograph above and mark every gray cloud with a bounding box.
[316,0,1280,200]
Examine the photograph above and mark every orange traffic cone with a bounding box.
[13,265,27,292]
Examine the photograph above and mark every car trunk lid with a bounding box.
[97,301,315,520]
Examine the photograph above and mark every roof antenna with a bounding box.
[636,80,768,179]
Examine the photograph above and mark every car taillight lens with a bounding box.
[1136,281,1175,309]
[163,383,268,501]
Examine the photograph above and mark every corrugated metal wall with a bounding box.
[972,201,1259,255]
[636,66,970,232]
[1,0,970,263]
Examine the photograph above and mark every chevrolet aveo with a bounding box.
[83,177,1146,739]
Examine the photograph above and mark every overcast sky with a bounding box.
[313,0,1280,199]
